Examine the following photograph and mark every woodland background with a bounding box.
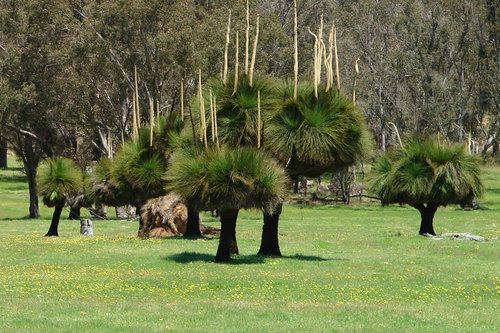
[0,0,498,212]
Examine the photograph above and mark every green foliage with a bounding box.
[368,137,484,206]
[36,157,82,207]
[110,131,166,204]
[265,86,371,177]
[192,75,279,147]
[166,146,287,213]
[89,157,126,207]
[89,116,184,207]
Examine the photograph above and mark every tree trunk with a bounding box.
[339,167,352,205]
[301,176,307,196]
[135,204,144,236]
[0,138,7,168]
[417,203,439,235]
[27,174,39,219]
[214,209,239,262]
[292,177,299,194]
[229,215,239,255]
[184,203,202,238]
[45,205,63,236]
[68,206,81,220]
[17,138,42,218]
[258,203,282,256]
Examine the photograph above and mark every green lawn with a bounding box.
[0,156,498,332]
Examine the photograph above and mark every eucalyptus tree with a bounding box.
[368,137,483,235]
[0,0,91,217]
[37,157,83,236]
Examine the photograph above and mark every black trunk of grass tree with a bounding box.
[258,202,282,256]
[415,203,438,236]
[184,203,202,238]
[45,205,63,236]
[215,209,239,262]
[68,206,80,220]
[135,204,144,234]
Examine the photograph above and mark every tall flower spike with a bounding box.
[293,0,298,100]
[210,89,215,142]
[352,58,360,104]
[249,15,260,87]
[232,31,239,97]
[180,79,184,121]
[333,22,340,91]
[133,65,140,140]
[245,0,250,75]
[214,96,219,149]
[223,10,231,86]
[308,27,319,99]
[257,90,261,149]
[317,15,324,88]
[198,69,208,149]
[327,22,334,91]
[149,97,154,147]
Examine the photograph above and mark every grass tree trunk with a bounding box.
[215,209,239,262]
[135,204,144,235]
[45,205,63,236]
[293,177,299,194]
[416,203,438,235]
[184,203,202,238]
[258,203,282,256]
[68,206,81,220]
[0,138,7,168]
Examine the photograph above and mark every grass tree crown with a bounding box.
[192,75,279,148]
[165,145,288,214]
[90,118,181,208]
[368,136,484,207]
[37,157,83,207]
[265,84,371,178]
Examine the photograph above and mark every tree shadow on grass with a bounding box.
[0,174,27,183]
[165,251,265,265]
[0,216,44,221]
[166,252,346,264]
[283,254,348,261]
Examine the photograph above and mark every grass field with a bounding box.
[0,155,498,332]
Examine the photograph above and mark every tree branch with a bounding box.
[5,124,39,140]
[73,8,134,90]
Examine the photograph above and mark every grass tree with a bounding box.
[368,137,484,235]
[206,77,369,257]
[189,4,370,257]
[166,146,287,262]
[203,74,289,256]
[261,85,370,255]
[37,157,83,236]
[91,117,181,234]
[266,86,369,179]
